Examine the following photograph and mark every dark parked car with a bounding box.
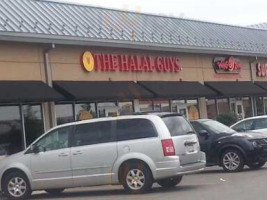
[191,119,267,172]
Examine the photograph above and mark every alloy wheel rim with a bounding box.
[223,152,240,171]
[8,177,27,197]
[126,169,145,190]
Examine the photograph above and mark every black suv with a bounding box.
[191,119,267,172]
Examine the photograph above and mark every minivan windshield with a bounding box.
[202,120,236,134]
[162,116,195,136]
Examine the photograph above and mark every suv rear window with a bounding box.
[162,116,195,136]
[117,119,157,141]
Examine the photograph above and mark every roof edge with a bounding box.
[0,32,266,57]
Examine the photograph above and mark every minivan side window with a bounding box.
[73,121,114,147]
[35,126,72,152]
[117,119,157,141]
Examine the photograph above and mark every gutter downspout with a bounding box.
[43,44,56,130]
[249,56,258,116]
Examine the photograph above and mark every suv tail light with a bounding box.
[161,139,175,156]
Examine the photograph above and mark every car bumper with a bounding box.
[154,151,206,180]
[247,147,267,164]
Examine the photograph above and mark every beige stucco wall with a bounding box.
[0,42,46,81]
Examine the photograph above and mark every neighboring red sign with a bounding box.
[256,63,267,77]
[81,51,182,73]
[213,56,242,74]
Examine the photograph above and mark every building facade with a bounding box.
[1,0,267,157]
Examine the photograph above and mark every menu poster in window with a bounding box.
[188,106,200,120]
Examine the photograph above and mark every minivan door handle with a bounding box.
[73,151,83,156]
[184,141,197,146]
[58,153,69,157]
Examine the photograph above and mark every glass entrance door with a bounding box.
[230,99,244,120]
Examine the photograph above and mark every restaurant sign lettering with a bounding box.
[213,56,242,74]
[256,63,267,77]
[82,51,182,73]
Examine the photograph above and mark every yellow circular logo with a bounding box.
[82,52,95,72]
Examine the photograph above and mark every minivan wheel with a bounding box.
[248,161,266,169]
[45,189,65,195]
[157,176,183,188]
[121,162,153,194]
[221,149,245,172]
[3,172,31,200]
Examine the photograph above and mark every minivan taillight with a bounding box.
[161,139,175,156]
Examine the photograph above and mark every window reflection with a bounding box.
[23,105,44,146]
[0,106,23,156]
[118,102,133,115]
[139,100,153,112]
[56,104,74,125]
[206,99,217,119]
[153,100,170,112]
[217,99,229,115]
[75,103,97,121]
[97,103,118,117]
[256,97,264,116]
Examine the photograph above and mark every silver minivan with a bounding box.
[0,113,205,200]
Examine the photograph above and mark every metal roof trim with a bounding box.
[0,31,266,57]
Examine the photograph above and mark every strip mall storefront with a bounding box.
[0,42,267,157]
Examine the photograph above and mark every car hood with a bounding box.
[0,151,25,166]
[232,132,267,139]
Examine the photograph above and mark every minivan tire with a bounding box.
[157,176,183,188]
[221,149,245,172]
[121,162,153,194]
[3,171,31,200]
[45,189,65,195]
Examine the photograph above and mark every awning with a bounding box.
[205,81,267,97]
[255,82,267,94]
[138,81,217,98]
[53,81,154,101]
[0,81,64,103]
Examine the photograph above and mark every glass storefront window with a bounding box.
[0,106,23,156]
[153,100,170,112]
[217,98,229,115]
[171,100,186,113]
[243,97,252,118]
[118,102,133,115]
[23,105,44,146]
[206,99,217,119]
[187,100,200,120]
[97,102,118,117]
[139,100,153,112]
[56,104,74,125]
[75,103,97,121]
[171,100,187,118]
[256,97,264,116]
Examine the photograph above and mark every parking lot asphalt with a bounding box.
[23,166,267,200]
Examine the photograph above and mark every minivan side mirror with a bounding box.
[199,130,210,138]
[31,144,40,154]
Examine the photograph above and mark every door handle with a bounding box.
[58,153,69,157]
[184,141,197,146]
[73,151,83,156]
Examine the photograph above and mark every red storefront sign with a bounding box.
[256,63,267,77]
[213,56,242,74]
[82,51,182,73]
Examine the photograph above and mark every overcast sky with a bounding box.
[54,0,267,26]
